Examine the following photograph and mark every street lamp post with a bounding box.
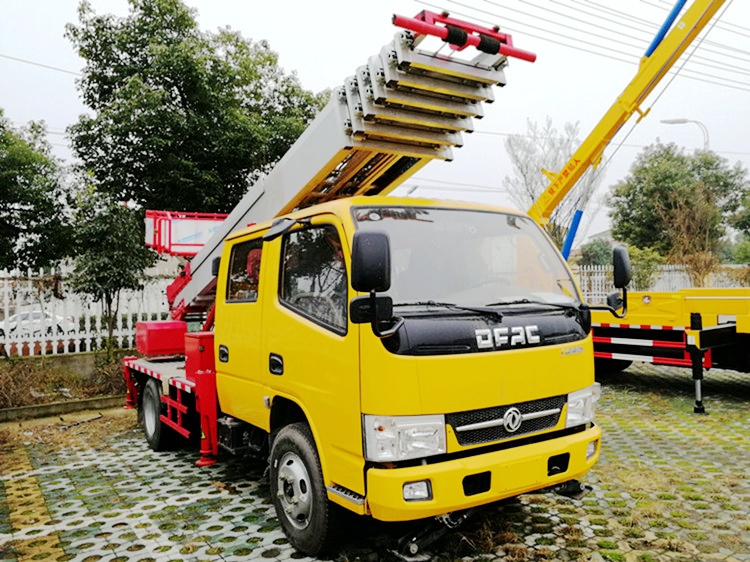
[660,118,709,151]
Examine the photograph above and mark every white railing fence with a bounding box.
[573,263,749,304]
[0,267,171,357]
[3,264,748,357]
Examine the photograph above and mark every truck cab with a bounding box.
[212,195,601,552]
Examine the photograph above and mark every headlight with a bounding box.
[363,414,446,462]
[565,383,601,428]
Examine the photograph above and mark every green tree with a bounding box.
[733,240,750,264]
[628,246,665,291]
[610,143,748,257]
[69,188,157,359]
[724,238,750,287]
[65,0,327,214]
[578,238,612,266]
[729,189,750,241]
[0,110,73,270]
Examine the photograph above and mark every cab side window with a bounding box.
[226,239,263,302]
[280,225,347,333]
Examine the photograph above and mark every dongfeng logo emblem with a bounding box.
[503,407,523,433]
[475,325,540,349]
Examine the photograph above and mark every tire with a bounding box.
[269,422,339,555]
[141,378,173,451]
[594,358,633,376]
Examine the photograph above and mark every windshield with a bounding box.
[352,206,581,309]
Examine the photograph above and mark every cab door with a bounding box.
[262,218,364,495]
[214,235,269,429]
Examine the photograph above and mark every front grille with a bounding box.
[446,395,566,446]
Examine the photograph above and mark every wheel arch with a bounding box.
[131,371,152,411]
[269,395,332,486]
[270,395,308,432]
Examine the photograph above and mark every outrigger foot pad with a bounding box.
[396,509,476,557]
[553,479,592,500]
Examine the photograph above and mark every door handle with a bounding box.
[269,353,284,375]
[218,345,229,363]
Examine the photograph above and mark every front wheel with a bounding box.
[269,423,338,555]
[141,378,174,451]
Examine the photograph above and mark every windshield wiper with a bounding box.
[484,298,579,311]
[394,301,503,320]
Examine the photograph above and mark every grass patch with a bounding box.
[720,503,741,511]
[0,352,127,409]
[501,545,529,561]
[624,528,645,538]
[535,537,554,546]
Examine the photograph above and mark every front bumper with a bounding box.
[365,424,601,521]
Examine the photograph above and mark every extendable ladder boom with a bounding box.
[168,11,535,319]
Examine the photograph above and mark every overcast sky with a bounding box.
[2,0,749,245]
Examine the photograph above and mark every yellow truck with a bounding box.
[123,10,629,555]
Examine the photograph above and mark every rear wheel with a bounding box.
[269,422,338,555]
[141,378,173,451]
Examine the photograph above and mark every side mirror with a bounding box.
[350,231,402,338]
[351,231,391,293]
[613,246,632,289]
[586,247,630,319]
[211,257,221,277]
[607,246,630,318]
[350,295,394,324]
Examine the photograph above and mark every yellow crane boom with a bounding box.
[527,0,726,228]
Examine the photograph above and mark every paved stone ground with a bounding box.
[0,363,748,562]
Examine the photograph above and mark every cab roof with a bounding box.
[225,196,525,241]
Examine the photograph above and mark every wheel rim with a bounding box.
[144,389,157,437]
[276,451,313,530]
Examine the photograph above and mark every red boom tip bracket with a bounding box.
[392,10,536,63]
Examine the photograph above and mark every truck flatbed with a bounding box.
[124,357,194,394]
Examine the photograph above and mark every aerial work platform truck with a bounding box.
[123,11,629,555]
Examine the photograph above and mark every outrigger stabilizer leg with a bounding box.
[690,347,706,414]
[689,313,707,415]
[397,509,476,557]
